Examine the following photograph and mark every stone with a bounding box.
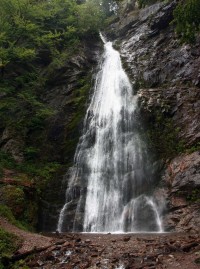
[43,251,55,261]
[165,152,200,194]
[123,237,131,242]
[2,139,24,163]
[149,1,177,31]
[55,240,66,245]
[63,241,70,247]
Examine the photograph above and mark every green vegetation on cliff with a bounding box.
[137,0,160,8]
[0,228,21,269]
[0,0,123,231]
[173,0,200,43]
[0,0,108,230]
[146,111,185,159]
[0,0,104,135]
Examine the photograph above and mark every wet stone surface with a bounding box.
[26,233,200,269]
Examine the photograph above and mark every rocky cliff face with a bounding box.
[42,0,200,233]
[163,151,200,233]
[109,0,200,232]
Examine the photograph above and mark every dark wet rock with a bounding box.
[164,151,200,193]
[0,128,24,162]
[43,251,55,261]
[55,240,66,245]
[2,139,24,163]
[138,87,200,147]
[109,0,200,234]
[163,152,200,232]
[139,3,164,22]
[123,236,131,242]
[118,0,200,92]
[169,152,200,193]
[75,237,81,243]
[149,1,177,31]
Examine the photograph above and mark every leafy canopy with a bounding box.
[0,0,106,131]
[173,0,200,43]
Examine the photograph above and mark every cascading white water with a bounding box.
[57,36,163,233]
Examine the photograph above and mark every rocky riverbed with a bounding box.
[25,233,200,269]
[1,216,199,268]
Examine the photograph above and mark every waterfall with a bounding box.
[57,36,163,233]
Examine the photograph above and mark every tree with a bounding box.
[76,0,105,34]
[173,0,200,43]
[0,0,107,133]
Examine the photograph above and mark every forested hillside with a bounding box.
[0,0,107,229]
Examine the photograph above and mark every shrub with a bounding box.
[0,228,21,268]
[0,205,27,230]
[173,0,200,43]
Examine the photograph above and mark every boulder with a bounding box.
[163,152,200,232]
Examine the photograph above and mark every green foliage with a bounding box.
[76,0,105,35]
[24,147,39,160]
[0,0,105,231]
[0,205,26,230]
[1,186,25,215]
[187,189,200,202]
[0,228,21,266]
[146,111,185,158]
[0,150,61,191]
[0,205,17,225]
[173,0,200,43]
[0,0,104,144]
[186,142,200,154]
[10,260,30,269]
[0,84,55,137]
[0,232,29,269]
[0,0,105,135]
[0,150,61,229]
[17,162,62,190]
[0,0,104,69]
[0,151,15,178]
[0,227,30,268]
[63,76,91,158]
